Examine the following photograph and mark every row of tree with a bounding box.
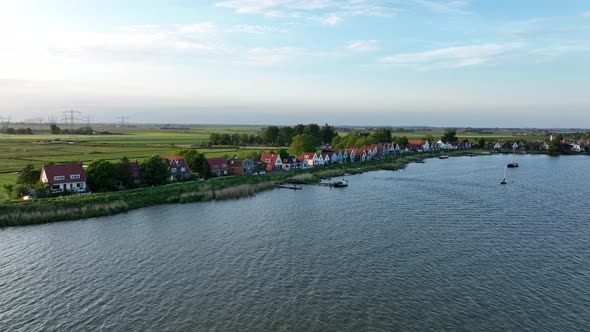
[0,127,33,135]
[209,123,337,147]
[50,124,94,135]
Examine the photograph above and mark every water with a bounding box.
[1,154,589,331]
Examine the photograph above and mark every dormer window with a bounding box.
[70,174,80,179]
[53,176,65,181]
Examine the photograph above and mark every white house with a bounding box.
[40,163,87,193]
[494,143,503,150]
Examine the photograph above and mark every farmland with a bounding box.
[0,125,263,186]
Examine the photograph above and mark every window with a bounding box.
[53,176,65,181]
[171,168,177,173]
[181,167,186,172]
[70,174,80,179]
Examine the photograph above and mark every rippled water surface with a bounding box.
[1,154,589,331]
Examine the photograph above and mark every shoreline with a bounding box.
[0,150,583,227]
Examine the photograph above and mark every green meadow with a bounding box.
[0,125,263,186]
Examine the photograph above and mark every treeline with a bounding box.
[1,127,33,135]
[50,124,94,135]
[209,123,337,147]
[331,128,399,149]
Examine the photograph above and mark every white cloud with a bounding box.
[227,25,287,34]
[381,43,519,69]
[532,44,590,58]
[320,13,343,26]
[347,40,379,52]
[215,0,397,23]
[412,0,470,14]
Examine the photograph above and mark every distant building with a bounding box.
[228,158,254,175]
[40,163,87,193]
[260,154,283,172]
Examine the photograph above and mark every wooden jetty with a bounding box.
[275,183,303,190]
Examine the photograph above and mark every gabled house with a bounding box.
[261,154,283,172]
[300,152,317,167]
[207,157,228,177]
[408,140,430,152]
[40,163,87,193]
[228,158,255,175]
[345,148,357,162]
[163,156,193,181]
[320,152,332,165]
[330,151,339,164]
[282,156,301,170]
[494,143,503,150]
[512,142,519,150]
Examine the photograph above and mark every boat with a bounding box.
[414,158,425,163]
[333,179,349,187]
[507,150,519,168]
[439,155,449,159]
[500,166,508,184]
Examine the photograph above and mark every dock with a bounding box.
[275,183,303,190]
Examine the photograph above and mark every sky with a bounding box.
[1,0,590,128]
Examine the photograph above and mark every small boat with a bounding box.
[439,155,449,159]
[500,166,508,184]
[414,158,425,163]
[333,179,349,187]
[507,150,519,168]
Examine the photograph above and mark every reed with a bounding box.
[286,173,316,183]
[0,201,128,226]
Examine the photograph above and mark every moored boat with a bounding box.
[333,179,348,187]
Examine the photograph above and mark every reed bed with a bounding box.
[286,173,316,183]
[0,201,128,226]
[179,182,274,203]
[313,169,347,179]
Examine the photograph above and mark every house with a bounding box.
[330,151,339,164]
[408,140,430,152]
[320,152,332,165]
[228,158,255,175]
[512,142,519,150]
[130,161,142,184]
[282,156,301,170]
[527,141,549,150]
[40,163,87,193]
[345,148,356,162]
[300,152,317,167]
[494,143,503,150]
[260,154,283,172]
[207,157,229,177]
[163,156,193,181]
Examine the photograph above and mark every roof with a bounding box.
[207,157,228,170]
[260,154,280,165]
[408,140,427,146]
[42,163,86,184]
[228,159,244,167]
[300,152,316,159]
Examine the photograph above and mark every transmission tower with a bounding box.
[0,114,11,132]
[117,116,129,127]
[62,110,82,127]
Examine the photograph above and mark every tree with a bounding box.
[289,134,316,156]
[50,124,61,134]
[86,159,116,192]
[423,133,435,144]
[549,133,564,154]
[141,155,169,186]
[262,126,280,145]
[209,133,221,145]
[478,137,486,148]
[114,157,134,189]
[373,128,393,143]
[278,126,294,146]
[303,124,320,141]
[319,124,337,145]
[17,163,41,187]
[441,129,458,143]
[278,148,289,160]
[13,185,28,199]
[396,136,409,146]
[2,184,14,199]
[331,135,344,149]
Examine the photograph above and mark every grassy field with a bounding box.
[0,125,264,186]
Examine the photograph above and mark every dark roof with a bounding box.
[42,163,86,184]
[207,157,228,170]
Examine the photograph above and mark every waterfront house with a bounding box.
[512,142,519,150]
[300,152,316,167]
[527,141,549,151]
[207,157,228,177]
[408,140,430,152]
[494,143,503,150]
[320,152,332,165]
[40,163,87,193]
[130,161,142,184]
[345,148,356,162]
[261,154,283,172]
[228,158,255,175]
[282,156,301,170]
[331,151,339,164]
[163,156,193,181]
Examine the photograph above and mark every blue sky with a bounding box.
[1,0,590,127]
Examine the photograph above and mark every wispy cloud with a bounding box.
[381,43,519,69]
[532,44,590,58]
[215,0,397,24]
[347,40,379,52]
[411,0,471,14]
[227,25,287,34]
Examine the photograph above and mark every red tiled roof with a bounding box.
[42,163,86,184]
[260,154,280,165]
[300,152,316,159]
[207,157,228,170]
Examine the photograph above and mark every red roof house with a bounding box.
[40,163,87,193]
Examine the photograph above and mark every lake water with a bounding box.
[1,154,589,331]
